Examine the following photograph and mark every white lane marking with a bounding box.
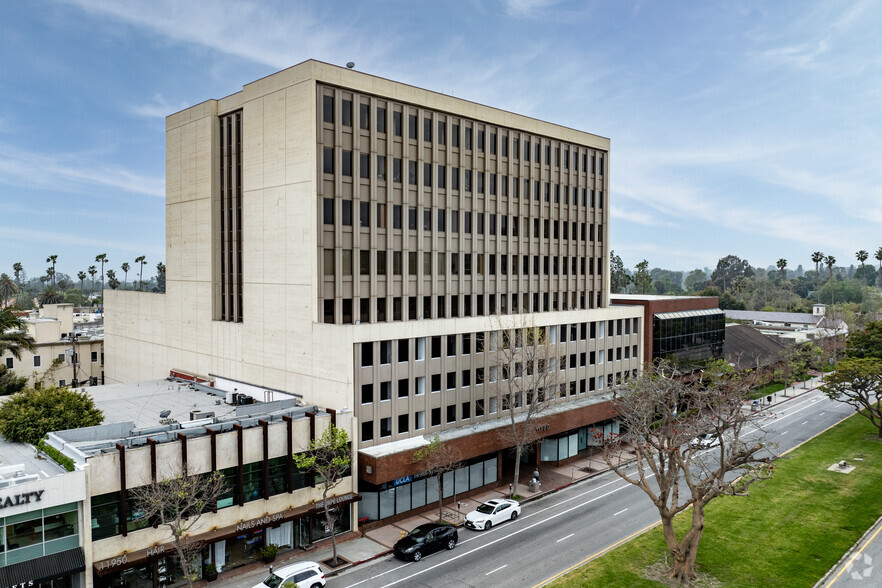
[820,412,825,416]
[374,478,648,588]
[801,421,808,425]
[557,533,574,543]
[781,431,788,436]
[614,508,628,516]
[486,565,507,575]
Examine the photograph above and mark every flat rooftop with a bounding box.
[83,379,241,429]
[0,436,69,485]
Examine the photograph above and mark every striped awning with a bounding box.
[0,547,85,585]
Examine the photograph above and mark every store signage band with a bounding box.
[0,490,44,509]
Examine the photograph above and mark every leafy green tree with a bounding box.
[823,358,882,437]
[854,264,878,287]
[684,269,709,293]
[634,260,653,294]
[711,255,754,292]
[0,307,36,360]
[0,385,104,445]
[846,321,882,361]
[609,250,631,293]
[293,424,351,565]
[63,289,85,307]
[0,273,15,308]
[0,365,28,396]
[817,278,863,305]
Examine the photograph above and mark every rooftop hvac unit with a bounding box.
[190,411,215,420]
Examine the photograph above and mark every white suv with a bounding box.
[253,561,326,588]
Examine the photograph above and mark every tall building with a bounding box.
[105,59,643,524]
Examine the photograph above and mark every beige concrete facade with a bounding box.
[2,303,104,388]
[104,60,641,458]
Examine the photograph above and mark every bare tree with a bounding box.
[130,468,226,586]
[823,358,882,437]
[489,316,560,496]
[598,361,776,585]
[293,424,351,566]
[412,435,462,521]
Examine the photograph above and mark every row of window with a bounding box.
[360,369,636,442]
[323,291,605,324]
[358,320,639,367]
[3,351,101,369]
[0,502,79,567]
[323,150,604,200]
[322,199,603,240]
[91,454,342,540]
[321,95,605,175]
[323,250,602,279]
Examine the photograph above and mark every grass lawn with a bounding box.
[549,413,882,587]
[749,381,788,400]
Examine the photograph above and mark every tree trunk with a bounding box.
[323,488,339,565]
[512,444,522,497]
[437,473,444,520]
[661,505,705,586]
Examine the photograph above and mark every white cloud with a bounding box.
[129,94,190,118]
[502,0,564,18]
[61,0,394,69]
[760,39,829,69]
[0,143,164,198]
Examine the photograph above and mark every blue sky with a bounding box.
[2,0,881,283]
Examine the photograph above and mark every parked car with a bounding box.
[253,560,325,588]
[690,433,719,449]
[393,522,458,562]
[464,498,521,531]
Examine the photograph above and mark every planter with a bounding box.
[262,554,276,564]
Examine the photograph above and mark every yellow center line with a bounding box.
[532,521,661,588]
[826,522,882,586]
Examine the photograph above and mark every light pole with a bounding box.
[70,332,80,388]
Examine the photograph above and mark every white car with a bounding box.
[464,498,521,530]
[253,561,325,588]
[690,433,719,450]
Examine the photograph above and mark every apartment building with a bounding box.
[104,59,643,524]
[1,304,104,388]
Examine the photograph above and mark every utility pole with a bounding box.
[70,332,80,388]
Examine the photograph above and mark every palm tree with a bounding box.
[856,250,869,267]
[12,262,23,286]
[135,256,147,291]
[106,269,119,290]
[46,255,58,289]
[776,258,787,282]
[95,253,108,293]
[88,266,98,300]
[38,288,63,306]
[824,255,836,279]
[121,262,130,290]
[77,271,87,293]
[0,274,15,308]
[0,307,36,360]
[45,266,56,289]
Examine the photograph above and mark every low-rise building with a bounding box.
[1,304,104,388]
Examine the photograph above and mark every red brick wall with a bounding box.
[358,399,617,486]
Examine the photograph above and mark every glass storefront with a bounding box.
[359,456,498,522]
[0,502,80,566]
[539,420,619,462]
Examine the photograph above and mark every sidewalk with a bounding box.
[208,375,824,587]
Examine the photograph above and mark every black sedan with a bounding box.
[393,522,458,562]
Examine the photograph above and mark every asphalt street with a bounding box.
[335,389,854,588]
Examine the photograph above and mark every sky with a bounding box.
[2,0,881,284]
